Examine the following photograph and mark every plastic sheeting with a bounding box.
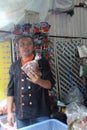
[49,0,74,13]
[28,0,74,20]
[0,0,74,41]
[0,0,73,29]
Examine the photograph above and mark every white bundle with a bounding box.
[21,54,41,75]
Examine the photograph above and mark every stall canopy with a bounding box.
[0,0,74,40]
[0,0,74,29]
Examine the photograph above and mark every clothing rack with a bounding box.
[1,30,87,39]
[0,30,12,34]
[49,35,87,39]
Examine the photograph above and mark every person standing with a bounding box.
[7,36,55,129]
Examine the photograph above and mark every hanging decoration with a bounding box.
[22,23,32,34]
[14,22,51,62]
[33,22,51,61]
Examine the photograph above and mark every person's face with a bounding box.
[19,37,34,58]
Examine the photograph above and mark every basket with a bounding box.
[18,119,68,130]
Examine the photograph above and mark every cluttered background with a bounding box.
[0,0,87,130]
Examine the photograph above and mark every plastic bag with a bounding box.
[0,99,15,115]
[68,117,87,130]
[64,87,84,105]
[66,102,87,130]
[80,65,87,77]
[64,71,84,104]
[50,0,74,12]
[0,116,16,130]
[21,54,41,75]
[77,45,87,58]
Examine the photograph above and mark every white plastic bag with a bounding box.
[21,54,41,75]
[0,99,15,115]
[66,102,87,130]
[64,87,84,105]
[0,115,16,130]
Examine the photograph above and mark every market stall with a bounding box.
[0,0,87,130]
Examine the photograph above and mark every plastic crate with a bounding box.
[18,119,68,130]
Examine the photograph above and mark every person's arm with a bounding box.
[7,96,15,126]
[7,64,15,126]
[27,58,55,89]
[7,96,14,114]
[35,78,51,89]
[27,71,51,89]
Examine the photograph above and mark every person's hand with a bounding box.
[7,113,15,126]
[27,70,42,84]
